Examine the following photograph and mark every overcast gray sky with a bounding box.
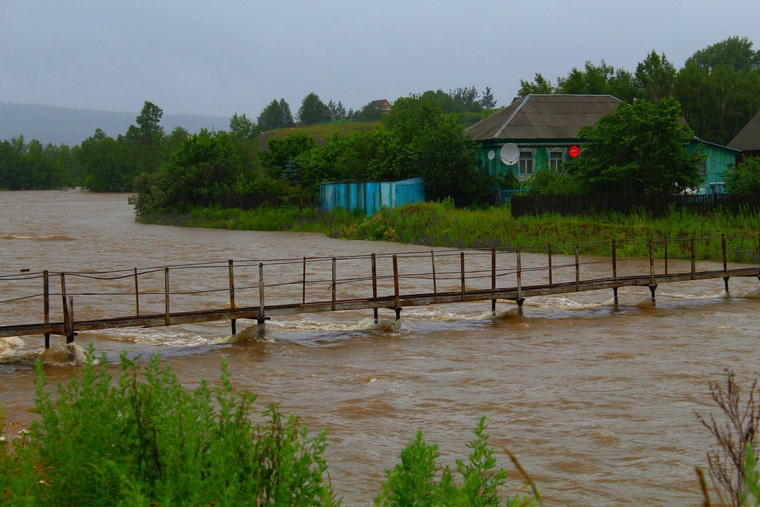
[2,1,759,119]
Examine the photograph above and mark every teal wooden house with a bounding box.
[467,94,739,197]
[465,94,623,187]
[685,138,739,191]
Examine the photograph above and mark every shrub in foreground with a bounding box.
[0,347,539,506]
[375,417,537,506]
[0,348,334,506]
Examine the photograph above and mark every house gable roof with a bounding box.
[466,94,624,141]
[728,108,760,151]
[369,99,391,108]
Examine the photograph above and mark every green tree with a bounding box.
[161,131,242,209]
[327,100,346,121]
[298,93,328,125]
[564,98,702,194]
[257,99,294,131]
[228,113,262,177]
[0,138,27,189]
[690,35,760,73]
[635,51,676,102]
[280,98,294,126]
[480,86,497,109]
[383,93,487,204]
[264,132,317,179]
[124,100,167,178]
[450,86,480,111]
[166,126,191,152]
[229,113,259,142]
[126,100,165,147]
[675,36,760,145]
[558,60,617,95]
[518,73,558,95]
[78,129,135,192]
[724,157,760,193]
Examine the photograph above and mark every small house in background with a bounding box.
[728,108,760,164]
[369,99,392,115]
[468,94,741,199]
[685,138,739,191]
[465,94,623,200]
[466,95,624,179]
[320,177,425,216]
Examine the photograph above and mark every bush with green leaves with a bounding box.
[375,417,538,506]
[0,347,335,506]
[0,347,540,506]
[725,157,760,194]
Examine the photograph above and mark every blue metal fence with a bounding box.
[320,177,425,215]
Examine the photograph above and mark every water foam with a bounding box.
[208,324,274,344]
[38,341,88,366]
[1,234,75,241]
[0,337,28,362]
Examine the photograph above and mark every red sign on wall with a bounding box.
[568,145,580,158]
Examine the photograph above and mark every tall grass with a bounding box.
[137,201,760,261]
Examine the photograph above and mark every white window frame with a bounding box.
[519,150,534,179]
[548,149,565,173]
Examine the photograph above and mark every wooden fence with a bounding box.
[511,193,760,217]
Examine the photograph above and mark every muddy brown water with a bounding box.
[1,190,759,505]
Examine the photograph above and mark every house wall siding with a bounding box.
[477,142,571,181]
[685,141,738,183]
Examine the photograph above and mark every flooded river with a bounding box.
[1,190,759,505]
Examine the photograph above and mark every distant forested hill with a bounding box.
[0,103,229,146]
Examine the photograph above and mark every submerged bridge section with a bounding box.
[1,234,759,348]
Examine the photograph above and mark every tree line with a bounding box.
[519,36,760,146]
[3,36,760,207]
[256,87,497,131]
[130,90,490,218]
[0,86,495,193]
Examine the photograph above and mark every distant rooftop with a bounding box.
[728,108,760,151]
[466,94,623,141]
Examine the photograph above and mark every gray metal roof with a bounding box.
[466,94,624,141]
[728,108,760,151]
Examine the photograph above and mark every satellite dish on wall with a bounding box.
[500,143,520,165]
[487,150,495,160]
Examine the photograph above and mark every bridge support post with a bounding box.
[613,287,619,306]
[228,260,236,335]
[516,298,525,317]
[43,270,50,349]
[64,296,77,344]
[394,307,402,321]
[723,277,730,294]
[371,254,379,324]
[649,284,658,307]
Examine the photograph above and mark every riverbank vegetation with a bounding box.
[0,347,537,506]
[138,200,760,261]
